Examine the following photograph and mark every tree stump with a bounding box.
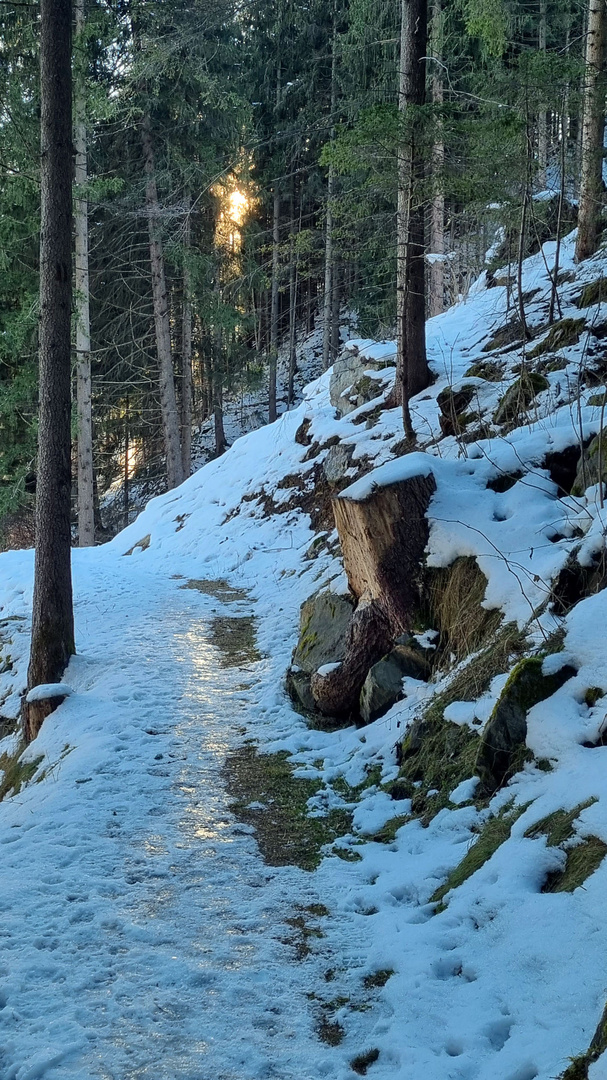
[311,465,436,717]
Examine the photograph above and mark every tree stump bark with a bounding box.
[311,467,436,717]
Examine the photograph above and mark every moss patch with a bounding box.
[543,836,607,893]
[224,745,351,871]
[525,799,597,847]
[576,278,607,308]
[527,318,586,358]
[585,686,605,708]
[0,741,43,801]
[430,802,526,907]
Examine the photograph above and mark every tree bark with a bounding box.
[575,0,607,261]
[74,0,94,547]
[269,182,280,422]
[537,0,548,190]
[322,11,338,371]
[23,0,75,742]
[395,0,430,429]
[311,469,436,717]
[429,0,445,318]
[181,196,192,479]
[141,114,184,488]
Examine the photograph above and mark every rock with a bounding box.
[572,428,607,495]
[329,345,395,417]
[493,371,549,425]
[322,444,354,486]
[359,644,431,724]
[286,669,317,714]
[476,657,576,794]
[291,589,355,676]
[436,383,477,437]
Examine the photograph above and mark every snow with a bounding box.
[26,683,74,703]
[3,230,607,1076]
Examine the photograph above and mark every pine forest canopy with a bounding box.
[0,0,603,547]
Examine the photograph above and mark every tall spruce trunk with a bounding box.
[269,183,280,422]
[537,0,548,190]
[74,0,94,547]
[141,114,184,488]
[395,0,430,430]
[23,0,75,742]
[181,197,192,479]
[429,0,445,318]
[322,12,337,371]
[576,0,607,261]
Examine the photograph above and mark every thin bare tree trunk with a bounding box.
[287,189,299,406]
[181,196,192,479]
[141,114,184,489]
[429,0,445,318]
[123,394,129,530]
[74,0,94,547]
[395,0,430,431]
[576,0,607,261]
[24,0,75,742]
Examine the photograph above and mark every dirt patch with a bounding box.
[210,615,261,667]
[180,578,249,603]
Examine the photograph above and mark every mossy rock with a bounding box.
[493,370,549,424]
[588,391,607,407]
[464,359,504,382]
[291,590,355,675]
[437,384,478,437]
[572,428,607,495]
[396,707,480,821]
[576,277,607,309]
[476,657,576,794]
[482,319,526,354]
[527,318,586,359]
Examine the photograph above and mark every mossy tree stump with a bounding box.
[311,469,436,717]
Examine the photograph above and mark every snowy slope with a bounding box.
[2,231,607,1077]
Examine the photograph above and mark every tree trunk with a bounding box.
[287,190,299,406]
[23,0,75,742]
[537,0,548,190]
[269,183,280,422]
[311,469,436,717]
[74,0,94,547]
[141,114,184,488]
[429,0,445,318]
[395,0,430,430]
[181,195,192,479]
[322,12,337,371]
[123,394,130,530]
[576,0,607,261]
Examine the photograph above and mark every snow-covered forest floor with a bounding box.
[3,231,607,1078]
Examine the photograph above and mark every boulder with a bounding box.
[572,428,607,495]
[359,644,431,725]
[329,345,395,417]
[476,657,576,794]
[291,589,355,675]
[493,370,549,425]
[436,383,477,437]
[322,444,354,486]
